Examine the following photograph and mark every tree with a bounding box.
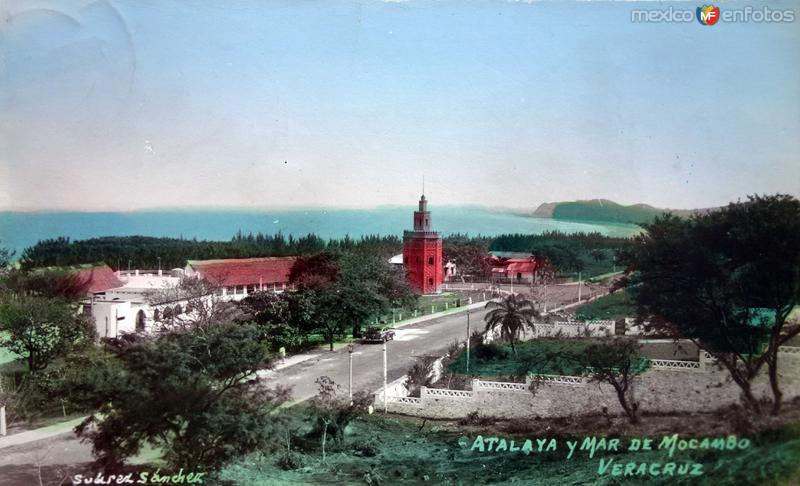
[564,338,646,424]
[336,252,416,338]
[238,290,301,350]
[623,195,800,415]
[288,251,416,346]
[0,243,13,276]
[146,277,240,331]
[311,286,352,351]
[308,376,373,451]
[289,253,340,289]
[3,268,91,300]
[443,238,492,280]
[0,294,94,372]
[405,356,437,397]
[590,249,607,263]
[483,294,539,355]
[75,323,290,472]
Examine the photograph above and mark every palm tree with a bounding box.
[483,293,539,355]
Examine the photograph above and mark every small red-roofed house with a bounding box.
[184,256,297,299]
[489,257,539,283]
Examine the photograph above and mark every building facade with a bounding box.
[83,257,298,338]
[184,256,296,300]
[402,194,443,294]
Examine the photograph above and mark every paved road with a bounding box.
[260,307,489,402]
[260,280,611,402]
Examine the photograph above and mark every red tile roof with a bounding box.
[76,265,124,294]
[489,257,538,274]
[506,260,537,273]
[187,257,297,287]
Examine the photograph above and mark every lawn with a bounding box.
[216,405,800,485]
[575,290,636,321]
[372,292,470,326]
[447,339,599,378]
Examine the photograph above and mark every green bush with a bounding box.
[473,343,509,361]
[276,452,305,471]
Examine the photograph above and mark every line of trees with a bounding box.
[18,233,404,271]
[489,231,632,274]
[17,231,633,281]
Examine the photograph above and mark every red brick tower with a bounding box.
[403,194,443,294]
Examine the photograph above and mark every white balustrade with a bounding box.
[649,359,701,371]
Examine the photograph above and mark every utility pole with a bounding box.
[543,283,547,313]
[382,339,388,413]
[0,379,6,436]
[347,343,354,404]
[578,272,582,302]
[466,308,471,374]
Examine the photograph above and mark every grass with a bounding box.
[377,292,469,324]
[447,339,596,378]
[215,406,800,485]
[575,290,635,321]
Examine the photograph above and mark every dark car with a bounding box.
[362,326,395,343]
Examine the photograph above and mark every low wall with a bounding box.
[484,320,615,343]
[533,321,615,338]
[379,347,800,419]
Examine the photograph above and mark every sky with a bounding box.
[0,0,798,211]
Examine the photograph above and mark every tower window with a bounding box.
[428,278,433,286]
[428,256,434,265]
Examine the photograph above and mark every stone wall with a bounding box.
[379,347,800,419]
[484,320,615,343]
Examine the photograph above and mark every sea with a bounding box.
[0,207,641,256]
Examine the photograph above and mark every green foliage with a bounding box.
[490,231,629,277]
[442,235,492,279]
[697,425,800,486]
[448,339,591,377]
[484,294,539,355]
[239,291,301,351]
[217,406,800,486]
[2,268,92,300]
[19,233,403,270]
[307,376,373,447]
[472,342,509,362]
[625,194,800,414]
[75,323,289,473]
[575,290,635,320]
[404,356,437,397]
[551,200,673,224]
[0,294,94,372]
[0,242,13,273]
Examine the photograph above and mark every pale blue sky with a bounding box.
[1,0,798,211]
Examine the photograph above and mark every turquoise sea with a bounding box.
[0,207,641,256]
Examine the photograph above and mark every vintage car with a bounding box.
[361,326,396,343]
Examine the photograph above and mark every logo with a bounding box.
[697,5,721,25]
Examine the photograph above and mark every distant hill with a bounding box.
[531,199,715,225]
